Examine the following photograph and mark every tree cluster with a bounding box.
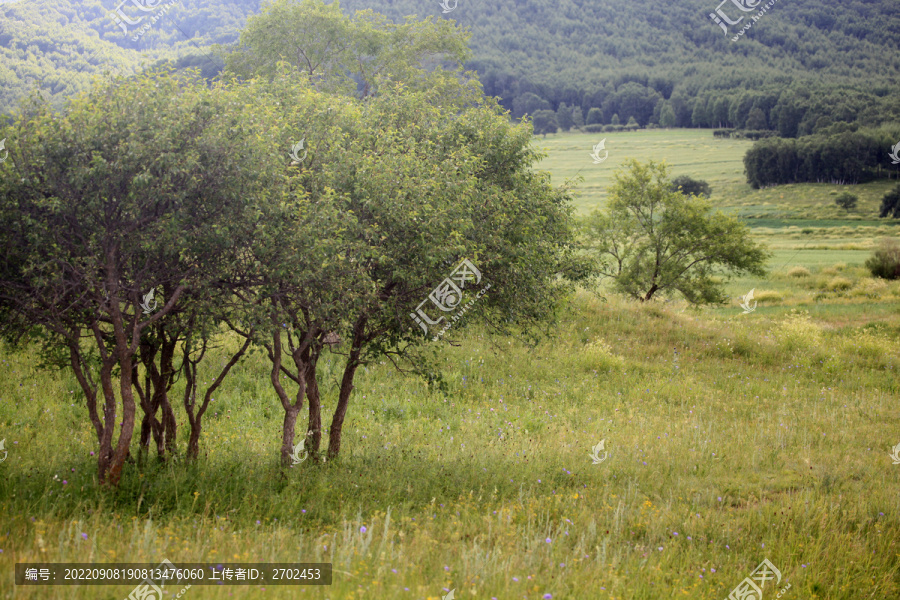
[0,0,578,486]
[743,129,900,188]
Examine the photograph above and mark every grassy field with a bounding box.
[1,129,899,600]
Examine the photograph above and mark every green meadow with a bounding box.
[2,129,899,600]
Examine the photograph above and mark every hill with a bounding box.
[1,0,899,132]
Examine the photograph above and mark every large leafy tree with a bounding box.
[0,69,286,484]
[224,1,580,463]
[583,160,769,304]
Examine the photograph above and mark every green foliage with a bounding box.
[571,105,584,128]
[586,107,603,125]
[582,160,769,304]
[744,129,900,188]
[610,113,620,126]
[670,175,712,198]
[659,103,676,128]
[555,102,573,132]
[865,238,900,279]
[835,191,858,212]
[879,184,900,218]
[512,92,551,118]
[531,109,558,135]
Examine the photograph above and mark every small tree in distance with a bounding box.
[583,160,769,303]
[835,191,858,212]
[879,184,900,218]
[865,238,900,279]
[532,109,559,136]
[670,175,712,198]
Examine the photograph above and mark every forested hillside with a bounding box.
[2,0,899,132]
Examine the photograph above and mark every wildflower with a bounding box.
[545,538,551,543]
[543,594,553,599]
[81,533,88,540]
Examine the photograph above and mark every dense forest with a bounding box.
[2,0,899,135]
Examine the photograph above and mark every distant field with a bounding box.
[535,129,899,222]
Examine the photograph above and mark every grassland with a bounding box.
[1,129,899,600]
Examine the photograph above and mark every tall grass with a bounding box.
[2,283,899,599]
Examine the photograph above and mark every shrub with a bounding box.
[787,266,811,278]
[835,192,858,212]
[670,175,712,198]
[865,238,900,279]
[879,184,900,218]
[827,277,853,291]
[754,290,783,303]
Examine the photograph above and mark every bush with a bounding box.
[754,290,783,303]
[787,266,811,277]
[879,184,900,218]
[586,107,604,125]
[865,238,900,279]
[670,175,712,198]
[713,129,735,138]
[826,277,853,291]
[835,192,858,212]
[583,124,605,133]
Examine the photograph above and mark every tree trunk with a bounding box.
[643,284,659,302]
[305,346,322,461]
[97,355,118,485]
[107,344,138,487]
[327,315,367,460]
[269,326,308,466]
[158,332,179,456]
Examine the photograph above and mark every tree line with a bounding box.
[743,127,900,188]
